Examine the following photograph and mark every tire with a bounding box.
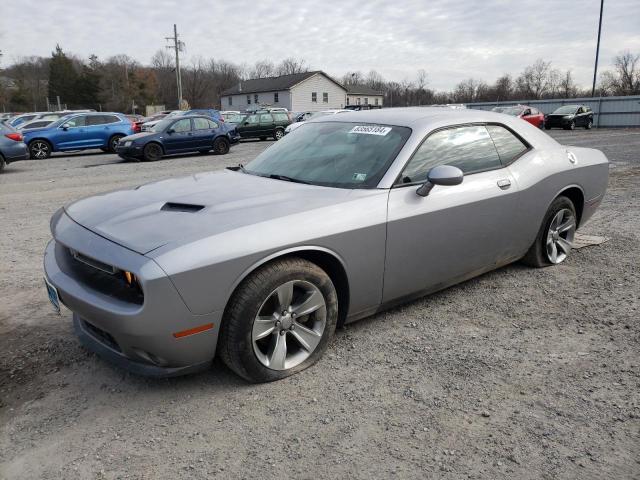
[142,142,163,162]
[218,257,338,383]
[29,140,52,159]
[273,128,284,141]
[108,134,125,153]
[0,154,5,172]
[522,196,577,268]
[566,121,575,131]
[585,119,593,130]
[545,125,551,130]
[213,137,230,155]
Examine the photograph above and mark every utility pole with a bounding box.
[591,0,604,97]
[166,24,184,109]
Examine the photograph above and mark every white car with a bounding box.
[285,110,351,135]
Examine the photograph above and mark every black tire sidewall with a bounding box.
[523,196,576,267]
[0,154,5,172]
[219,259,338,382]
[109,135,124,153]
[143,143,162,161]
[213,137,229,155]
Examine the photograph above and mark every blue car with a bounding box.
[0,124,29,172]
[182,109,223,122]
[23,112,134,159]
[115,115,240,161]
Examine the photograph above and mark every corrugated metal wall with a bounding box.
[466,95,640,127]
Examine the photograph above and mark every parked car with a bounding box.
[43,107,608,381]
[545,105,594,130]
[499,105,545,128]
[18,119,57,130]
[141,111,183,131]
[491,106,507,113]
[115,115,239,161]
[23,112,134,159]
[7,112,47,127]
[235,111,292,140]
[0,124,29,172]
[284,109,350,135]
[221,112,245,125]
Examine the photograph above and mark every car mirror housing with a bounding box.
[62,124,70,130]
[416,165,464,197]
[166,128,175,134]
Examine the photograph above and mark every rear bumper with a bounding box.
[2,142,28,163]
[43,212,223,376]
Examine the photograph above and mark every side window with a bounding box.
[193,117,212,130]
[400,125,501,184]
[259,114,274,123]
[86,115,104,126]
[246,115,259,125]
[254,94,259,104]
[65,116,87,127]
[247,95,251,105]
[585,106,592,113]
[228,96,232,106]
[171,119,192,133]
[311,92,317,102]
[323,92,328,103]
[273,113,288,122]
[103,115,120,124]
[207,119,219,129]
[577,107,584,114]
[486,125,529,165]
[274,92,279,103]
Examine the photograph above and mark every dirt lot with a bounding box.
[1,130,639,479]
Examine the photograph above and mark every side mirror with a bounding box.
[243,121,249,125]
[416,165,464,197]
[166,128,175,134]
[62,124,70,130]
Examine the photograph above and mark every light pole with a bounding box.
[591,0,604,97]
[166,24,184,109]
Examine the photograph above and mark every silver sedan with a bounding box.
[43,108,609,382]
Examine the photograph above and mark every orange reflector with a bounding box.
[124,271,133,284]
[173,323,214,338]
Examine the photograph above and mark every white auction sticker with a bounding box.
[348,125,392,136]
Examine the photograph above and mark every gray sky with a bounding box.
[2,0,639,90]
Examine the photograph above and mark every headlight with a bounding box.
[124,141,132,147]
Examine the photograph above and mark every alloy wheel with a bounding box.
[252,280,327,370]
[274,129,284,140]
[31,141,49,159]
[545,208,576,264]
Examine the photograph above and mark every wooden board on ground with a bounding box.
[573,233,609,249]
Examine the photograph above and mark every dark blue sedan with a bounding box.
[115,115,240,161]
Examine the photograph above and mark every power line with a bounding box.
[165,24,185,108]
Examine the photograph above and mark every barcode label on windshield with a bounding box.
[348,125,392,136]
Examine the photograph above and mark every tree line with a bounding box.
[1,45,638,113]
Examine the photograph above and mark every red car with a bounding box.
[492,105,545,128]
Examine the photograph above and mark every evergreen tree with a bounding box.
[48,44,78,107]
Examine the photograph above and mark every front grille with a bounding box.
[56,243,144,305]
[82,320,122,352]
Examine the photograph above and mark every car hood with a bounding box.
[121,131,158,142]
[64,170,356,255]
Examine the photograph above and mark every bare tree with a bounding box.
[558,70,578,98]
[341,71,364,86]
[248,60,275,79]
[601,51,640,95]
[516,59,553,99]
[275,58,309,76]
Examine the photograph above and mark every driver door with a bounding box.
[163,118,193,152]
[383,124,522,302]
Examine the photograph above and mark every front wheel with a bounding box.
[218,258,338,382]
[108,135,125,153]
[274,128,284,141]
[566,121,575,131]
[522,196,577,267]
[29,140,51,159]
[142,142,163,162]
[213,137,230,155]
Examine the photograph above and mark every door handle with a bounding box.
[497,179,511,189]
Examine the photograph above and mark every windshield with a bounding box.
[553,106,579,115]
[150,118,175,132]
[224,114,245,123]
[501,106,524,116]
[244,122,411,188]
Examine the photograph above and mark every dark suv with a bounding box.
[545,105,594,130]
[235,111,292,141]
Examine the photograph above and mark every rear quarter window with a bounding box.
[486,125,529,165]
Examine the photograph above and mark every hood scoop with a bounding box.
[161,202,205,213]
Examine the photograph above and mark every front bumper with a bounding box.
[44,212,223,377]
[545,117,572,128]
[115,144,143,158]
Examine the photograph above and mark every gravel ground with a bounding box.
[1,130,639,479]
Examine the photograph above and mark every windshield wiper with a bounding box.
[268,174,310,184]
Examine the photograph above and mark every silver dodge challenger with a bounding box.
[43,108,609,382]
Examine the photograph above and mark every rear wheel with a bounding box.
[108,134,125,153]
[585,119,593,130]
[566,121,575,131]
[274,128,284,141]
[29,140,51,159]
[213,137,230,155]
[0,154,5,172]
[218,258,338,382]
[142,142,163,162]
[522,196,577,267]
